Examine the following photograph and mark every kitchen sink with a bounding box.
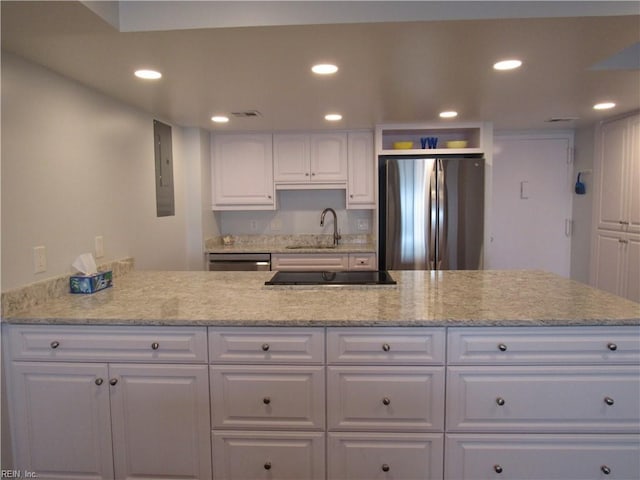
[285,245,337,249]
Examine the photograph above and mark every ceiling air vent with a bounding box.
[545,117,579,123]
[231,110,262,118]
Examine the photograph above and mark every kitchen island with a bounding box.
[3,270,639,480]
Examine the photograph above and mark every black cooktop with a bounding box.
[265,270,396,286]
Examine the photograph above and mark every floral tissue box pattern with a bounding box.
[70,271,113,294]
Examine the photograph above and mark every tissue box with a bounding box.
[70,270,113,294]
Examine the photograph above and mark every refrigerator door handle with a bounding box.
[437,159,447,269]
[428,163,437,269]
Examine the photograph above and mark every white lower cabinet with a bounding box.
[329,432,444,480]
[445,434,640,480]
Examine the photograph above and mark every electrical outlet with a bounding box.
[270,219,282,231]
[357,219,369,231]
[249,220,258,232]
[95,236,104,258]
[33,246,47,273]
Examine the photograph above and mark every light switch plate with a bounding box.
[33,246,46,273]
[95,236,104,258]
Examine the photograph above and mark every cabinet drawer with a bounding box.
[327,327,445,364]
[328,432,443,480]
[348,253,376,271]
[209,327,324,364]
[212,431,325,480]
[327,366,444,432]
[211,365,325,430]
[447,365,640,433]
[448,326,640,365]
[271,253,349,271]
[6,325,208,363]
[445,434,640,480]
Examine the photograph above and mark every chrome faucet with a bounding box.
[320,208,341,246]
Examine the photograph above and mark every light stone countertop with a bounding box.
[3,270,639,327]
[206,244,376,254]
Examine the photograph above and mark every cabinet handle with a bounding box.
[382,397,391,406]
[497,343,508,352]
[382,343,391,352]
[350,194,354,198]
[619,220,629,225]
[619,239,628,244]
[496,397,506,406]
[50,341,60,349]
[262,343,270,352]
[381,464,390,472]
[264,462,272,470]
[601,465,611,475]
[109,378,118,386]
[604,396,615,406]
[305,173,310,176]
[311,172,316,176]
[267,195,272,199]
[95,378,104,386]
[263,397,271,405]
[607,343,618,351]
[151,342,160,350]
[494,464,504,474]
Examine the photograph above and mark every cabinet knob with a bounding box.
[381,464,390,472]
[262,343,270,352]
[264,462,272,470]
[496,397,506,406]
[109,378,118,386]
[497,343,508,352]
[382,397,391,406]
[311,172,316,176]
[601,465,611,475]
[607,343,618,351]
[305,173,310,176]
[151,342,160,350]
[604,396,615,406]
[50,341,60,349]
[494,464,504,474]
[350,194,354,198]
[263,397,271,405]
[382,343,391,352]
[95,378,104,386]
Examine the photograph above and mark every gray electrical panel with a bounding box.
[153,120,175,217]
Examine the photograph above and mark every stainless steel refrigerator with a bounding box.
[379,155,484,270]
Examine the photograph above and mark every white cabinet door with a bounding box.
[310,133,347,182]
[592,229,626,296]
[109,364,212,480]
[327,366,445,432]
[212,431,325,480]
[212,134,274,209]
[347,132,375,208]
[211,365,325,430]
[623,234,640,302]
[9,362,114,480]
[445,434,640,480]
[273,134,311,183]
[597,119,628,231]
[329,432,443,480]
[347,253,376,271]
[628,115,640,233]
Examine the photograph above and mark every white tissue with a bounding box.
[72,253,98,276]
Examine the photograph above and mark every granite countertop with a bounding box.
[3,270,639,327]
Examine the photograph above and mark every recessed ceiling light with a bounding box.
[439,111,458,119]
[493,59,523,71]
[312,64,338,75]
[134,69,162,80]
[325,113,342,121]
[593,102,616,110]
[211,116,230,123]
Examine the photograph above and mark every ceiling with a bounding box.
[2,1,639,132]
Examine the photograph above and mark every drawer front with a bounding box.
[271,253,349,272]
[328,432,443,480]
[211,365,325,430]
[348,253,376,271]
[445,434,640,480]
[327,327,445,365]
[448,326,640,365]
[209,327,324,364]
[212,431,325,480]
[7,325,208,363]
[327,366,445,432]
[447,365,640,433]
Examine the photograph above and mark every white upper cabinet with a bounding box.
[274,133,347,184]
[211,134,275,210]
[347,131,375,208]
[595,114,640,233]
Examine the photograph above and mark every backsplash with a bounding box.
[205,234,373,250]
[1,257,135,318]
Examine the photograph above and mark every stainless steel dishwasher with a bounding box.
[208,253,271,271]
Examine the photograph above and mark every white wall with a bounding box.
[1,53,195,291]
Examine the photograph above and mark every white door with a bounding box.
[109,364,212,480]
[593,230,625,296]
[9,362,114,479]
[489,134,573,277]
